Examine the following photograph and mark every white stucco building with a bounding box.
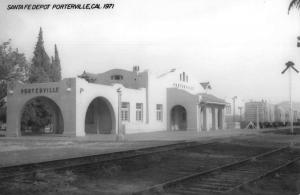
[6,66,227,136]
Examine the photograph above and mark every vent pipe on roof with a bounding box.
[133,66,140,72]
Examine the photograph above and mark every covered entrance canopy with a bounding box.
[198,93,227,131]
[167,88,226,132]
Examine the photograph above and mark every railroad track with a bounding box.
[134,146,300,195]
[0,140,216,180]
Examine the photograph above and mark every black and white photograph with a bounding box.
[0,0,300,194]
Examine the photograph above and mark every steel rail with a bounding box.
[133,146,292,195]
[227,155,300,193]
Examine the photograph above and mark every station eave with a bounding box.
[198,93,227,105]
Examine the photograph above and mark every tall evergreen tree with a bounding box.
[28,27,51,83]
[22,28,53,134]
[50,44,62,82]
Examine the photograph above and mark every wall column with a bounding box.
[219,108,225,130]
[196,104,200,132]
[215,107,219,130]
[212,107,216,130]
[218,108,223,130]
[203,107,207,131]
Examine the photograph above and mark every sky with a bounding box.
[0,0,300,107]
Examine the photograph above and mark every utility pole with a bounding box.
[238,106,242,122]
[256,104,260,129]
[232,96,237,123]
[116,88,122,141]
[281,61,299,134]
[198,95,203,133]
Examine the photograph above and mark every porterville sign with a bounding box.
[21,87,59,95]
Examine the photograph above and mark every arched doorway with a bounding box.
[85,97,115,134]
[171,105,187,131]
[20,97,64,135]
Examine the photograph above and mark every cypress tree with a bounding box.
[22,27,52,134]
[28,27,51,83]
[51,44,62,82]
[50,56,54,81]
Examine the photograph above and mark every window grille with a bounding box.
[121,102,130,121]
[156,104,163,121]
[136,103,143,121]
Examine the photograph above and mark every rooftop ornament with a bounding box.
[200,82,212,94]
[78,70,96,83]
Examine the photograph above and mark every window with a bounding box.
[136,103,143,121]
[121,102,130,121]
[111,75,123,80]
[156,104,163,121]
[225,105,231,115]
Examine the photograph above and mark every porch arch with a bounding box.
[84,97,116,134]
[171,105,187,131]
[20,96,64,135]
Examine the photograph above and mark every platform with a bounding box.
[0,129,265,167]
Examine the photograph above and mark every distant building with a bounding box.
[276,102,300,123]
[244,100,300,125]
[225,104,231,116]
[244,100,274,123]
[224,103,236,128]
[274,105,287,123]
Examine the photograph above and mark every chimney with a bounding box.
[133,66,140,72]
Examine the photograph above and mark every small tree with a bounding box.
[21,98,53,133]
[0,40,28,99]
[0,40,28,122]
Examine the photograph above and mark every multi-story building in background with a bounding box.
[275,102,300,123]
[244,100,275,124]
[244,100,300,126]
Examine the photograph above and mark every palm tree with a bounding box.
[288,0,300,13]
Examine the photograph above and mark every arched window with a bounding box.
[111,75,123,80]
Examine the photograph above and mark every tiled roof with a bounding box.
[198,93,227,105]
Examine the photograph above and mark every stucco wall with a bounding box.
[92,69,148,89]
[6,67,226,137]
[6,78,77,136]
[75,79,119,136]
[166,88,198,131]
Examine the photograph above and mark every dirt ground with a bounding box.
[231,161,300,195]
[0,142,273,195]
[0,128,300,194]
[0,128,251,167]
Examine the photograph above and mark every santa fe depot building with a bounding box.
[6,66,227,136]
